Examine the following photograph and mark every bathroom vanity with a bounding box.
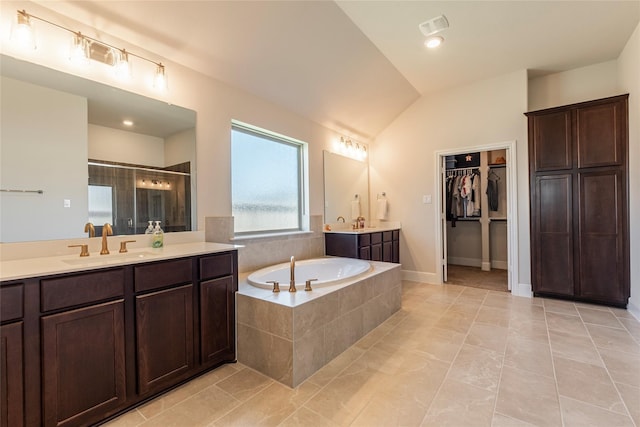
[324,227,400,263]
[0,243,238,427]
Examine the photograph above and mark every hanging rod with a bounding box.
[1,189,44,194]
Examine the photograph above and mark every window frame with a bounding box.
[231,120,309,237]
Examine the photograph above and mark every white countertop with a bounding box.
[323,224,401,235]
[0,242,241,282]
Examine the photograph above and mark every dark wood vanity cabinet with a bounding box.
[1,284,24,427]
[0,249,238,427]
[526,95,629,306]
[325,230,400,263]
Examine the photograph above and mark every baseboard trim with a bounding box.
[448,257,508,270]
[402,270,440,285]
[627,301,640,321]
[511,282,533,298]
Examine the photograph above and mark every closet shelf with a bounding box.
[488,163,506,168]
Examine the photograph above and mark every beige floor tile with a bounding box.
[560,396,635,427]
[491,412,535,426]
[278,407,337,427]
[140,386,240,427]
[509,303,546,323]
[214,381,319,426]
[553,356,627,414]
[548,329,604,366]
[475,306,510,328]
[503,335,554,378]
[412,326,466,363]
[448,344,503,392]
[305,345,365,388]
[545,311,589,336]
[465,322,508,353]
[495,366,561,426]
[615,382,640,426]
[354,321,394,350]
[599,348,640,387]
[421,379,496,426]
[483,293,514,310]
[433,309,475,334]
[103,409,146,427]
[586,324,640,354]
[618,317,640,342]
[303,363,383,426]
[507,319,549,344]
[610,307,638,320]
[215,367,273,402]
[578,306,624,329]
[543,299,579,316]
[351,387,430,427]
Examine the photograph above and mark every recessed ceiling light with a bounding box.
[425,36,444,49]
[123,120,133,126]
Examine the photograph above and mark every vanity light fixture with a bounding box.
[10,9,168,91]
[336,136,368,161]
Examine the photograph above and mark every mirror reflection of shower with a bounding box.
[88,161,192,236]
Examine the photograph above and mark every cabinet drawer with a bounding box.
[383,231,393,242]
[199,253,234,281]
[358,234,370,247]
[1,284,24,321]
[371,232,382,245]
[135,259,192,293]
[41,270,124,312]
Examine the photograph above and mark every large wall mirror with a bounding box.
[323,150,369,225]
[0,54,197,243]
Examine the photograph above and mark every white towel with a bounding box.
[351,200,361,219]
[377,199,388,220]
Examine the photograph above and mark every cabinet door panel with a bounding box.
[382,241,393,262]
[371,244,382,262]
[531,111,572,171]
[136,285,193,394]
[1,322,23,427]
[533,175,574,296]
[578,170,626,303]
[200,276,235,366]
[577,101,625,168]
[42,300,126,427]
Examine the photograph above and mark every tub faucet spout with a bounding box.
[289,256,296,292]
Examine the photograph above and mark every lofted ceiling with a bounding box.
[33,1,640,141]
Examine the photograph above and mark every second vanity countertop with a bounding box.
[323,224,401,235]
[0,241,241,282]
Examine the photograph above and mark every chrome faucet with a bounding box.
[84,222,95,238]
[336,216,345,223]
[289,256,296,292]
[100,223,113,255]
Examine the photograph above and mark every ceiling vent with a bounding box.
[419,15,449,37]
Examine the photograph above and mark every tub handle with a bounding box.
[267,280,280,293]
[305,279,318,292]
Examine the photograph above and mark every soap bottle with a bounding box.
[145,221,155,246]
[152,221,164,248]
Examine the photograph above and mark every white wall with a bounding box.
[0,76,88,241]
[370,70,529,286]
[88,124,165,167]
[618,22,640,317]
[528,60,619,110]
[165,128,196,168]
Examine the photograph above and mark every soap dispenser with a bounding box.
[145,221,155,247]
[152,221,164,248]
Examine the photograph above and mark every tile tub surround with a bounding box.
[236,261,401,387]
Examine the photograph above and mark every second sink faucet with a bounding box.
[100,223,113,255]
[84,222,95,238]
[289,256,296,292]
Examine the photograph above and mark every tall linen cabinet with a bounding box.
[526,94,629,307]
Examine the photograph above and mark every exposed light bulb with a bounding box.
[425,36,444,49]
[153,63,168,91]
[114,49,132,80]
[69,32,90,66]
[11,10,36,50]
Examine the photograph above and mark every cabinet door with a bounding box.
[1,322,23,427]
[42,300,126,427]
[371,244,382,262]
[325,234,358,258]
[578,170,627,304]
[200,276,235,366]
[136,285,193,395]
[529,111,572,171]
[382,241,393,262]
[532,174,574,296]
[359,246,371,260]
[576,100,625,168]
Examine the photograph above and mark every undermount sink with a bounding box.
[62,251,157,265]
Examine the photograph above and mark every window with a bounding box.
[87,185,113,225]
[231,121,308,235]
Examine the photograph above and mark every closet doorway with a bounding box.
[435,141,519,294]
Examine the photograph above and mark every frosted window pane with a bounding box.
[232,128,301,233]
[88,185,113,225]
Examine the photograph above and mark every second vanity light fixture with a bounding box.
[11,9,168,91]
[335,137,368,161]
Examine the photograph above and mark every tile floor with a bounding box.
[105,281,640,427]
[445,264,509,293]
